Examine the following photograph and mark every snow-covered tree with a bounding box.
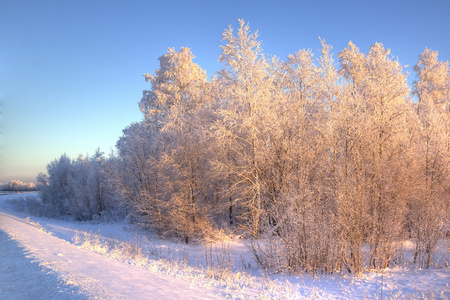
[36,20,450,273]
[213,19,275,237]
[267,46,337,274]
[339,42,414,269]
[113,121,163,228]
[38,152,116,220]
[155,47,213,243]
[66,150,110,220]
[140,47,209,130]
[119,47,215,242]
[40,154,73,215]
[409,49,450,268]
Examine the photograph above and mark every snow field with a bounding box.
[1,193,449,299]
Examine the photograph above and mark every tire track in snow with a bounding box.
[0,229,88,300]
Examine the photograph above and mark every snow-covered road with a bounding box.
[0,209,220,299]
[0,227,87,299]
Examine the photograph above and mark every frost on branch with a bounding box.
[38,20,450,274]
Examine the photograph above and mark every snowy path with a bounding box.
[0,210,220,299]
[0,228,88,299]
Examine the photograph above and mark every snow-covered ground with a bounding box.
[0,193,449,299]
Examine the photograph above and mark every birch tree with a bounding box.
[113,121,164,230]
[410,49,450,268]
[140,47,213,242]
[339,42,413,269]
[273,47,334,274]
[213,19,273,237]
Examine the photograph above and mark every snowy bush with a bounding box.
[37,151,124,221]
[4,195,59,218]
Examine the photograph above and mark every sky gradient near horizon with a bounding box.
[1,0,449,183]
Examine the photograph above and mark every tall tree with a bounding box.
[113,121,164,229]
[272,46,333,274]
[410,49,450,268]
[141,47,213,243]
[214,19,273,237]
[339,42,413,269]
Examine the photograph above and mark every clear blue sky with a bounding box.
[1,0,449,183]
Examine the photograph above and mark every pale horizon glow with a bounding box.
[1,0,449,183]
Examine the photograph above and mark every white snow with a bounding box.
[0,193,220,299]
[1,193,449,299]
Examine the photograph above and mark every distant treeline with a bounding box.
[1,180,38,192]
